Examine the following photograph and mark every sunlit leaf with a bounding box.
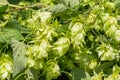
[0,20,30,43]
[115,0,120,9]
[0,30,21,43]
[10,39,27,78]
[60,0,80,9]
[52,4,67,16]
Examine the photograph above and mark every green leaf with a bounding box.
[115,0,120,9]
[59,0,70,7]
[0,20,30,43]
[0,4,8,13]
[71,67,86,80]
[4,20,22,31]
[7,0,20,4]
[10,39,27,78]
[4,19,31,33]
[60,0,80,9]
[52,4,68,16]
[95,62,114,74]
[69,0,80,9]
[0,30,21,43]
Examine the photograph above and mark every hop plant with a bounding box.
[114,30,120,42]
[105,73,120,80]
[52,37,70,57]
[91,72,104,80]
[70,22,85,49]
[102,14,118,37]
[0,54,13,80]
[104,2,115,10]
[27,39,50,59]
[26,39,50,69]
[96,43,119,61]
[43,61,60,80]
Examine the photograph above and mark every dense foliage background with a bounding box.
[0,0,120,80]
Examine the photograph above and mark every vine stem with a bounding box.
[0,2,45,12]
[0,2,22,8]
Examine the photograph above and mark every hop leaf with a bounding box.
[10,39,27,78]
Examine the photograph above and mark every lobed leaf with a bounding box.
[10,39,27,78]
